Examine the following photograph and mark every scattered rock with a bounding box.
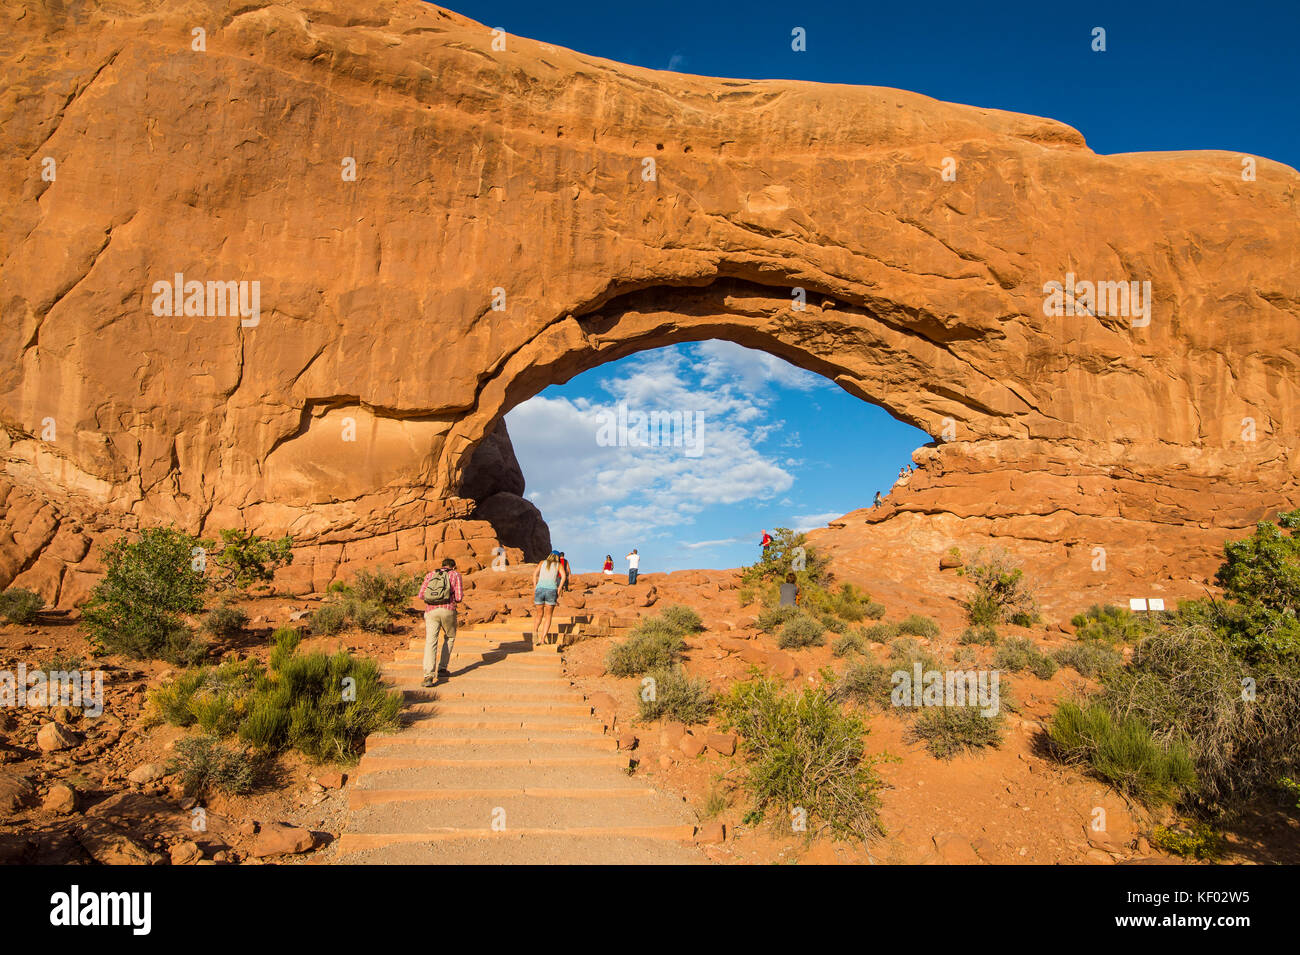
[250,822,315,858]
[0,771,37,814]
[42,783,77,814]
[169,840,203,865]
[705,731,736,756]
[128,763,166,784]
[932,831,982,864]
[315,770,345,789]
[36,721,82,752]
[78,820,160,865]
[678,734,707,758]
[695,820,726,843]
[616,732,638,751]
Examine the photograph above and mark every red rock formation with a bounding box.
[0,0,1296,607]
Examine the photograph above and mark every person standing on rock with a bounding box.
[532,551,567,646]
[419,557,463,687]
[760,529,773,553]
[602,554,614,575]
[873,491,882,508]
[626,548,640,584]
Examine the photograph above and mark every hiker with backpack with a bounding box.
[419,557,463,687]
[532,551,567,647]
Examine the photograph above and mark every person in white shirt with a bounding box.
[626,548,640,585]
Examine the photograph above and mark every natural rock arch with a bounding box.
[1,0,1297,605]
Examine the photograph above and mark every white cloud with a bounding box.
[506,346,801,553]
[790,511,843,532]
[681,537,744,550]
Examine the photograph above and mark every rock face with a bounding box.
[0,0,1297,606]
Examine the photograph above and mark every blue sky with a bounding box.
[466,0,1298,572]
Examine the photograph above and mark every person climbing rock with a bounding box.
[532,551,566,646]
[873,491,882,507]
[626,548,640,584]
[419,557,463,687]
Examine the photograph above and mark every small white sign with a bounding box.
[1148,598,1165,611]
[1129,598,1148,611]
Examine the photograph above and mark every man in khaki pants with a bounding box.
[419,557,463,687]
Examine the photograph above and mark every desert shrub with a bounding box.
[1279,776,1300,812]
[959,625,999,646]
[202,529,293,592]
[953,646,976,664]
[152,630,399,764]
[994,637,1059,679]
[167,734,257,797]
[1070,604,1146,645]
[1048,701,1196,806]
[895,614,939,639]
[832,629,868,657]
[909,704,1005,759]
[637,666,714,724]
[238,629,403,762]
[344,597,392,633]
[835,659,894,709]
[861,622,898,642]
[960,549,1039,627]
[606,622,685,677]
[201,601,249,640]
[888,637,938,673]
[805,582,883,623]
[309,601,348,636]
[1211,508,1300,660]
[350,567,419,615]
[1102,625,1300,807]
[778,614,827,649]
[755,605,802,633]
[1149,822,1224,860]
[720,676,885,840]
[740,528,831,591]
[659,604,704,634]
[816,611,848,634]
[1054,641,1124,678]
[0,587,45,624]
[82,526,208,661]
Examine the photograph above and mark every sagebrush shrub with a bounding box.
[606,623,685,677]
[720,677,885,840]
[202,601,249,640]
[909,705,1005,760]
[0,587,44,624]
[895,614,939,638]
[167,734,258,797]
[778,614,826,649]
[659,604,704,634]
[1048,701,1196,806]
[1054,641,1123,678]
[638,665,713,723]
[994,637,1058,679]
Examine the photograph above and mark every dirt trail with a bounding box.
[333,615,708,864]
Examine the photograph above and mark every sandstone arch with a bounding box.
[1,0,1297,606]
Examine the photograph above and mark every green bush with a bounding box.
[1054,641,1124,678]
[861,622,898,642]
[343,596,392,633]
[0,587,45,624]
[350,567,419,615]
[150,629,400,764]
[740,528,831,591]
[755,605,802,633]
[82,526,209,661]
[835,659,894,709]
[201,601,249,640]
[606,621,685,677]
[1048,701,1196,807]
[816,611,848,634]
[994,636,1059,679]
[720,676,885,841]
[805,582,884,623]
[832,629,868,657]
[895,614,939,639]
[1210,508,1300,660]
[778,614,826,649]
[659,604,704,634]
[1150,822,1224,860]
[959,625,999,646]
[909,705,1005,760]
[167,734,258,797]
[638,666,714,724]
[201,529,293,592]
[1070,604,1146,645]
[309,601,349,636]
[888,637,938,673]
[960,550,1039,628]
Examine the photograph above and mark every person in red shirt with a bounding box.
[418,557,464,687]
[760,529,773,553]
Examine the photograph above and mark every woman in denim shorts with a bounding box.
[531,551,566,647]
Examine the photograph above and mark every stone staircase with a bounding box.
[333,614,708,864]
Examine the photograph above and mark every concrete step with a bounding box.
[333,829,704,864]
[351,762,650,792]
[390,717,606,734]
[346,790,694,834]
[356,751,630,773]
[366,734,616,751]
[348,785,658,809]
